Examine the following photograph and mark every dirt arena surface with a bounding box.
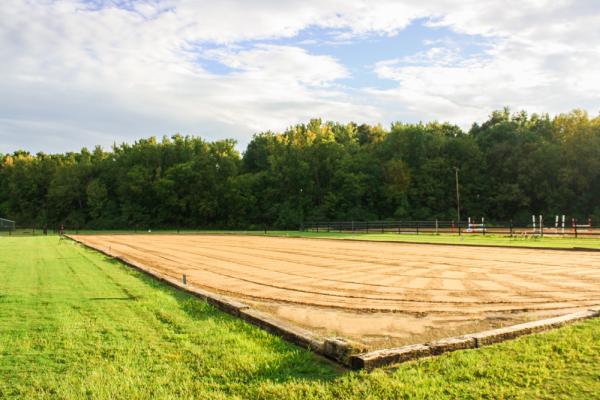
[71,234,600,349]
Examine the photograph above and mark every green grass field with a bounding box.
[1,236,599,399]
[257,231,600,250]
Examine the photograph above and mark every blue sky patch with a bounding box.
[193,19,491,90]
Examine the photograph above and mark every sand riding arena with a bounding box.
[71,234,600,350]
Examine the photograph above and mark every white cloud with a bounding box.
[202,45,349,86]
[1,0,599,153]
[370,0,600,125]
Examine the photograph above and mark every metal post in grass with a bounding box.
[574,218,578,238]
[435,219,439,235]
[366,220,369,233]
[417,222,420,235]
[182,274,187,285]
[540,215,544,237]
[510,220,513,237]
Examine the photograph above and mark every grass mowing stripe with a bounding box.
[0,236,598,399]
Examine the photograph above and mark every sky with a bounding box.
[1,0,600,154]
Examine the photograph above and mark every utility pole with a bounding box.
[299,187,304,231]
[454,167,461,231]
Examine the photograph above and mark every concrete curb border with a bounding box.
[67,235,600,370]
[350,308,600,370]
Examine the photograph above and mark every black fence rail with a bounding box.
[304,219,600,238]
[1,219,598,238]
[0,225,54,236]
[0,224,281,236]
[306,220,459,234]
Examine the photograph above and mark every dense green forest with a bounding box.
[1,109,599,229]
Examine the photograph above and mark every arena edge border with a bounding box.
[66,235,600,370]
[66,235,360,366]
[350,308,600,370]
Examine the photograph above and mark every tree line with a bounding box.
[1,109,599,229]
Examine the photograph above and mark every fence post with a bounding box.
[417,222,420,235]
[381,221,384,233]
[366,221,369,233]
[458,220,462,236]
[510,220,513,237]
[574,218,578,238]
[352,220,354,233]
[435,219,439,235]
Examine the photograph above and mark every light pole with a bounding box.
[454,167,461,233]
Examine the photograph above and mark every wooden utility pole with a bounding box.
[454,167,461,234]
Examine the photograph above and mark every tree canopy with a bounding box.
[1,109,599,229]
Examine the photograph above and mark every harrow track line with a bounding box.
[125,238,600,300]
[184,238,600,288]
[133,239,600,295]
[111,241,562,302]
[88,236,600,311]
[84,244,600,315]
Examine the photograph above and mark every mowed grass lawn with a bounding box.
[251,231,600,250]
[1,237,599,399]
